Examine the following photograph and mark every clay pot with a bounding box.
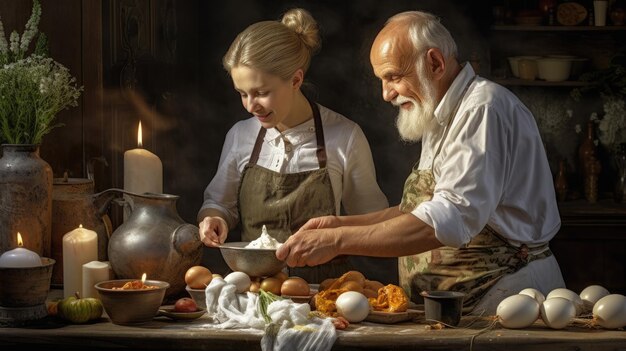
[0,144,53,258]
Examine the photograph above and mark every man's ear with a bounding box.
[426,48,446,80]
[292,69,304,90]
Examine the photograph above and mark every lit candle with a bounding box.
[82,261,112,298]
[63,224,98,298]
[124,121,163,194]
[0,233,42,267]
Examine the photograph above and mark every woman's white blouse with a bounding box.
[200,104,389,229]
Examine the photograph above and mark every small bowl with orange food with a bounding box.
[95,278,170,325]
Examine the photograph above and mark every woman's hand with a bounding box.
[199,216,229,247]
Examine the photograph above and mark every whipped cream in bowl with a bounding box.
[245,225,283,249]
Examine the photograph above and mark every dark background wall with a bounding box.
[6,0,623,286]
[144,0,492,281]
[176,0,490,220]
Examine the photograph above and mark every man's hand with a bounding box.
[198,216,229,247]
[276,228,340,267]
[298,215,342,231]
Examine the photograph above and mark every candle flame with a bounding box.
[141,273,147,283]
[137,121,143,148]
[79,224,83,228]
[17,232,23,247]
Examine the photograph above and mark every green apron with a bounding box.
[237,99,352,283]
[397,76,552,312]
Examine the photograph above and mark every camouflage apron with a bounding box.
[398,76,552,312]
[237,98,352,283]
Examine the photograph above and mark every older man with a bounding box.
[276,11,565,314]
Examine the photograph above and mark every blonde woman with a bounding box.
[198,8,388,283]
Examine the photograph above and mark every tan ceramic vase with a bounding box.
[50,177,115,285]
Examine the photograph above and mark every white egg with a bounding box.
[592,294,626,329]
[580,285,610,313]
[540,297,576,329]
[335,291,370,323]
[519,288,546,304]
[546,288,584,316]
[224,271,251,293]
[496,294,540,329]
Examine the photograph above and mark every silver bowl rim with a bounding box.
[219,241,280,252]
[95,279,170,292]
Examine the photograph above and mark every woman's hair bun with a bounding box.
[281,8,321,54]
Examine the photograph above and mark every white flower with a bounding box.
[19,0,40,52]
[597,97,626,150]
[9,31,18,54]
[0,16,7,54]
[575,124,582,134]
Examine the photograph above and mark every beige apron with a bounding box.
[237,99,352,283]
[397,76,552,312]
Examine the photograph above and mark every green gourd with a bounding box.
[58,292,103,323]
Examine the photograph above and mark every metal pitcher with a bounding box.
[106,189,202,300]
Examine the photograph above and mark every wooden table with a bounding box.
[1,298,625,351]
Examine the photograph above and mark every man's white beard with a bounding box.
[393,71,437,143]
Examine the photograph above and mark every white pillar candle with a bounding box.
[124,121,163,194]
[82,261,112,298]
[63,225,98,298]
[0,233,42,267]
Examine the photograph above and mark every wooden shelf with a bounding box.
[492,25,626,31]
[558,199,626,222]
[493,78,589,87]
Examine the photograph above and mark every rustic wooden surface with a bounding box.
[0,290,624,351]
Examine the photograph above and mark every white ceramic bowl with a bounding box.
[508,56,541,78]
[537,57,572,82]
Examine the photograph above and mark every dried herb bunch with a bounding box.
[0,0,82,145]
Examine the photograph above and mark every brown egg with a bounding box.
[249,280,261,293]
[281,277,310,296]
[260,277,282,295]
[273,271,288,283]
[184,266,213,289]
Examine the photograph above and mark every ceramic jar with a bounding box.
[50,177,115,285]
[0,144,53,257]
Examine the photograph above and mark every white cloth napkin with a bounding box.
[201,278,336,351]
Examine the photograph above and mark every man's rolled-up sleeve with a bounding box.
[412,197,472,248]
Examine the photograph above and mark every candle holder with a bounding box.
[0,258,55,327]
